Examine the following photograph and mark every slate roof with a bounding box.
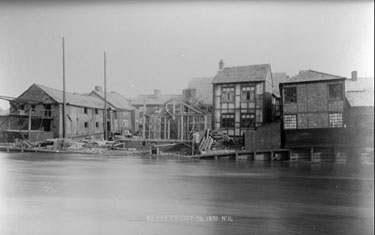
[345,77,374,92]
[90,90,134,111]
[346,90,374,107]
[272,73,287,97]
[131,94,183,106]
[212,64,271,84]
[283,70,346,84]
[34,84,106,109]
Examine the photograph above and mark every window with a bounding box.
[20,104,25,110]
[31,105,36,112]
[241,86,255,102]
[221,114,235,128]
[329,84,343,101]
[95,122,99,128]
[84,122,89,128]
[222,87,235,103]
[95,109,99,114]
[284,115,297,129]
[240,114,255,128]
[329,113,343,127]
[284,87,297,103]
[44,104,51,116]
[84,107,88,114]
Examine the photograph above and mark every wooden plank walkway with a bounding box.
[192,149,290,160]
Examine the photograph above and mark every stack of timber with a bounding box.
[199,130,214,152]
[14,138,35,149]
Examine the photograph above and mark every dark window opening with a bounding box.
[95,122,99,128]
[241,86,255,102]
[329,84,343,101]
[84,122,89,128]
[240,114,255,128]
[284,87,297,103]
[221,114,235,128]
[84,107,88,114]
[95,109,99,114]
[44,104,51,117]
[222,87,235,103]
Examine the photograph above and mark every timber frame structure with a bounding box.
[143,98,211,140]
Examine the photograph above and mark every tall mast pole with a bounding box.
[62,37,66,139]
[104,52,107,140]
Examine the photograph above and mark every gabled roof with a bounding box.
[131,94,183,106]
[346,77,374,92]
[272,73,287,97]
[32,84,106,109]
[90,90,134,111]
[212,64,271,84]
[346,90,374,107]
[145,98,207,117]
[283,70,345,84]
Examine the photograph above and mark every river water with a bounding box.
[0,152,373,235]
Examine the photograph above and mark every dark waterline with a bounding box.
[0,152,373,235]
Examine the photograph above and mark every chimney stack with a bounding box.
[154,89,161,98]
[95,86,103,92]
[219,59,224,70]
[351,71,358,81]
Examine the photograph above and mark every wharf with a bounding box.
[192,149,291,161]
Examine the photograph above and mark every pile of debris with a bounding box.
[14,138,36,149]
[198,129,235,152]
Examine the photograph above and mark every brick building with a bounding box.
[280,70,348,161]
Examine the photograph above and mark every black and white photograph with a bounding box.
[0,0,373,234]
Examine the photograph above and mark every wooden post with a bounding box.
[167,120,170,139]
[103,52,107,140]
[204,115,207,130]
[332,147,337,162]
[62,37,66,139]
[191,135,194,156]
[177,118,180,139]
[181,115,184,140]
[163,117,167,139]
[28,108,32,141]
[148,117,151,139]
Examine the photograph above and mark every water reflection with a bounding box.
[0,152,373,235]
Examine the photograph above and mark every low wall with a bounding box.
[244,121,281,152]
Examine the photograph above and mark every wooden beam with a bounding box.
[28,108,32,141]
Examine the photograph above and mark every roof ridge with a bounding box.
[223,63,271,69]
[306,70,345,78]
[36,83,90,96]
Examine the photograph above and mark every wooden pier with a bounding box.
[192,149,291,161]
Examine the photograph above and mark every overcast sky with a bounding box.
[0,1,373,109]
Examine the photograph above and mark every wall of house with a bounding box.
[213,81,267,137]
[346,106,374,147]
[282,80,345,129]
[283,128,349,148]
[112,110,132,133]
[64,105,104,139]
[264,72,274,123]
